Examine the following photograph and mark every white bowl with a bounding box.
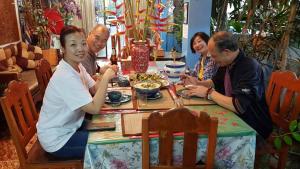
[165,61,186,68]
[164,61,186,78]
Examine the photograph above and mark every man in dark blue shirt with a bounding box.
[185,31,272,139]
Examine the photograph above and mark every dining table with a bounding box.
[84,61,257,169]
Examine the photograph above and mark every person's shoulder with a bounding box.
[79,63,90,75]
[52,64,78,82]
[238,53,260,69]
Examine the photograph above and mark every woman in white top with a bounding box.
[36,25,117,159]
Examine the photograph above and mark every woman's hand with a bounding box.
[102,66,118,80]
[99,64,118,74]
[92,74,102,81]
[99,65,109,74]
[185,85,208,98]
[109,64,119,73]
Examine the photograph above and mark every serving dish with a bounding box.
[133,81,161,97]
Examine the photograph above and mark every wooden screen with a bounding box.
[0,0,20,45]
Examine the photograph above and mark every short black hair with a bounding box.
[190,32,210,53]
[210,31,238,52]
[60,25,85,48]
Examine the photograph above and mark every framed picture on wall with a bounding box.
[183,2,189,24]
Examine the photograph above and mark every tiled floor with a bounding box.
[0,127,19,169]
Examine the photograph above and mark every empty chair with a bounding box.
[142,107,218,169]
[35,58,53,103]
[0,72,20,95]
[0,80,82,169]
[257,71,300,169]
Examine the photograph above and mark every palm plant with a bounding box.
[211,0,300,71]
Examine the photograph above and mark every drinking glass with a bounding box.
[137,93,148,107]
[174,96,184,107]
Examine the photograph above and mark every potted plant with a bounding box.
[273,120,300,150]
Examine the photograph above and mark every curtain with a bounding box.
[77,0,96,34]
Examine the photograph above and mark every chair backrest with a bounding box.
[142,107,218,169]
[265,71,300,131]
[35,59,52,99]
[0,72,20,96]
[0,80,39,165]
[1,80,83,169]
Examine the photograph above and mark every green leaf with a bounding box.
[283,135,293,146]
[289,120,298,132]
[298,122,300,130]
[274,137,282,150]
[292,132,300,142]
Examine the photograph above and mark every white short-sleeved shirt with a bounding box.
[37,59,96,152]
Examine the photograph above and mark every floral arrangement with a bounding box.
[105,0,175,59]
[20,0,50,49]
[58,0,82,25]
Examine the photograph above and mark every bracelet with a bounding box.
[206,87,214,100]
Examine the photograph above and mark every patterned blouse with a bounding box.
[191,55,218,80]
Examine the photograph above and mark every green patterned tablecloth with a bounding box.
[84,105,256,169]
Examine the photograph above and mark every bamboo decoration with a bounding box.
[279,0,298,70]
[104,0,174,42]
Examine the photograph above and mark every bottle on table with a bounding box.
[110,35,118,65]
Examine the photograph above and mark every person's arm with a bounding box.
[209,90,237,112]
[82,68,116,114]
[196,79,214,88]
[99,64,110,74]
[90,64,118,94]
[186,81,237,113]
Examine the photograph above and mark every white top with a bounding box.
[37,59,96,152]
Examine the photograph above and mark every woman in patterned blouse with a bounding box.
[181,32,218,85]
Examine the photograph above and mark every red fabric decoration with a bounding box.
[44,9,64,35]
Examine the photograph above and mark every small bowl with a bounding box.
[133,81,161,97]
[117,79,130,87]
[107,91,122,102]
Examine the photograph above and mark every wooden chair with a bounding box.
[0,72,20,95]
[0,81,82,169]
[0,72,20,132]
[142,107,218,169]
[35,58,53,102]
[259,71,300,169]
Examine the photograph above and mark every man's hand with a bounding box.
[180,74,199,86]
[185,85,208,98]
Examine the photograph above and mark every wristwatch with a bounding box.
[206,87,214,100]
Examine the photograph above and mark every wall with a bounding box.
[182,0,211,70]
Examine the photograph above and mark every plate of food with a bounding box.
[130,73,169,87]
[133,81,161,97]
